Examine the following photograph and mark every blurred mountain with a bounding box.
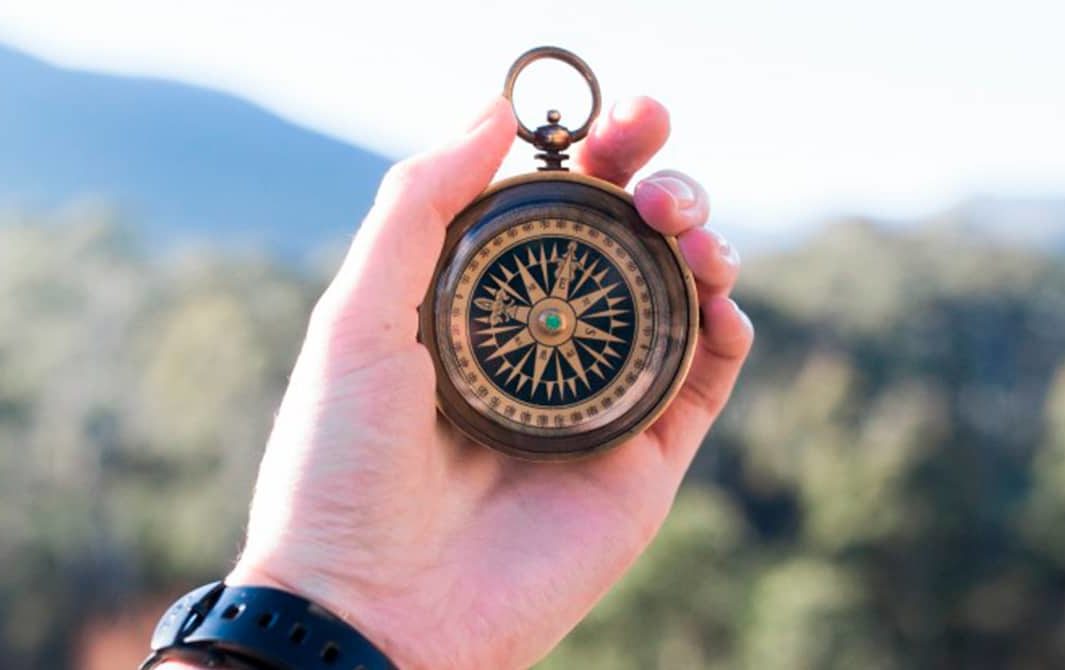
[928,197,1065,252]
[0,43,391,259]
[2,42,1063,265]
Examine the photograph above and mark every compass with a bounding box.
[420,47,698,460]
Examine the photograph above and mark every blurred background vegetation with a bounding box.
[2,203,1064,668]
[2,12,1065,666]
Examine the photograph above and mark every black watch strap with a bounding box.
[141,581,396,670]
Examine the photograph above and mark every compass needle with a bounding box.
[573,283,619,317]
[538,243,550,289]
[515,255,547,303]
[555,349,568,399]
[551,240,578,299]
[575,320,625,344]
[478,323,524,337]
[505,347,534,385]
[580,306,630,320]
[486,327,535,361]
[570,257,599,296]
[577,339,619,371]
[531,343,553,395]
[511,305,531,324]
[491,273,527,305]
[557,340,589,388]
[515,374,530,393]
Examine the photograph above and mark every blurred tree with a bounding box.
[540,488,752,670]
[0,213,316,667]
[2,213,1064,669]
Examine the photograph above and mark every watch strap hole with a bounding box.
[289,622,308,644]
[320,641,341,664]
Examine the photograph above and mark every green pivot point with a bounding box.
[544,312,563,332]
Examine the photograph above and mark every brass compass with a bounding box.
[420,46,698,460]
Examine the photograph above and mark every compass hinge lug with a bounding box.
[532,110,573,171]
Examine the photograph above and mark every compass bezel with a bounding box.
[420,171,699,460]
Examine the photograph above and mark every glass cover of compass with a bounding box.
[419,46,698,460]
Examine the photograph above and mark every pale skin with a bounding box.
[162,95,752,670]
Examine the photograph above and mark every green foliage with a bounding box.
[544,220,1065,669]
[1,212,1064,668]
[0,212,319,667]
[540,488,752,670]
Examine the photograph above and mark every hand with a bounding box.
[226,96,753,669]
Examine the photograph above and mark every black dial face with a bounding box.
[468,235,639,410]
[442,202,660,436]
[425,176,696,458]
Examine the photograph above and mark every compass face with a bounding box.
[423,175,697,459]
[461,229,649,424]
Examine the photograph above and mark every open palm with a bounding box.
[228,96,752,670]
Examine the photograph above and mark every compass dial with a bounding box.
[459,228,651,426]
[423,175,697,459]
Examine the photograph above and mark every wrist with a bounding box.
[226,561,413,670]
[145,577,400,670]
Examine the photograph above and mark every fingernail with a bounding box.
[710,228,740,266]
[729,298,754,333]
[643,175,696,210]
[610,98,643,123]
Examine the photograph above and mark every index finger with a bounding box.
[571,96,670,187]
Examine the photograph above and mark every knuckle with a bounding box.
[682,376,732,422]
[382,156,432,194]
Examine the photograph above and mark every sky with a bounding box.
[1,0,1062,239]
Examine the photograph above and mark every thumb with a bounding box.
[314,96,516,360]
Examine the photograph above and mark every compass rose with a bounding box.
[469,235,637,407]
